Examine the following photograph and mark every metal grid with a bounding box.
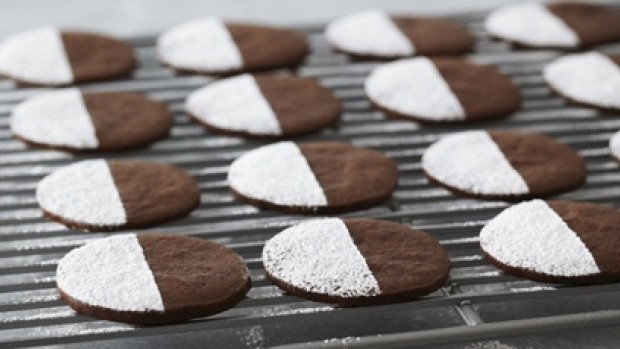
[1,11,620,349]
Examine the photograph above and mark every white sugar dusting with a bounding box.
[0,27,73,84]
[11,88,98,149]
[544,52,620,110]
[57,234,165,312]
[365,57,465,121]
[228,142,328,207]
[325,9,414,57]
[157,17,243,72]
[36,159,127,226]
[263,218,381,298]
[186,74,281,135]
[610,130,620,160]
[480,199,600,277]
[484,2,578,48]
[422,131,529,195]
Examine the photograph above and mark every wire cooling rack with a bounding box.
[1,10,620,349]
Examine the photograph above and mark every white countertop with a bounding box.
[0,0,535,38]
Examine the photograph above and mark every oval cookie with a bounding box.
[263,218,450,306]
[480,199,620,284]
[11,89,171,152]
[158,17,308,75]
[422,130,586,200]
[325,9,474,59]
[185,74,341,138]
[544,52,620,111]
[365,57,520,123]
[57,234,250,325]
[36,160,200,231]
[0,27,136,86]
[485,2,620,49]
[227,141,398,214]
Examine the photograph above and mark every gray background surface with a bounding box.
[0,0,538,38]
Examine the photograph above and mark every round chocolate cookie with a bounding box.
[544,52,620,112]
[263,218,450,306]
[0,27,136,86]
[227,141,398,214]
[36,160,200,232]
[185,74,341,138]
[422,130,586,200]
[485,2,620,49]
[365,57,520,123]
[11,89,171,152]
[481,199,620,284]
[57,234,250,325]
[325,9,474,60]
[158,17,308,75]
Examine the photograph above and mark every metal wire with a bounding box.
[1,12,620,348]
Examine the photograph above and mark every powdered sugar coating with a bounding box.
[484,2,578,48]
[57,234,165,312]
[609,130,620,160]
[263,218,381,298]
[186,74,281,135]
[544,52,620,110]
[11,88,98,149]
[422,131,529,195]
[36,159,126,226]
[228,142,327,207]
[157,17,243,72]
[365,57,465,121]
[0,27,73,84]
[325,9,414,57]
[480,199,600,277]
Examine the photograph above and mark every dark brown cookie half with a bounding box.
[185,74,341,138]
[391,17,476,57]
[485,2,620,49]
[228,24,308,73]
[481,199,620,284]
[422,130,586,201]
[543,52,620,112]
[61,32,137,84]
[227,141,398,214]
[157,17,308,75]
[36,160,200,232]
[325,9,474,60]
[263,218,450,306]
[0,27,136,86]
[547,3,620,48]
[57,234,251,325]
[11,89,171,153]
[365,57,520,123]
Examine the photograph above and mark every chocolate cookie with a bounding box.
[422,130,586,200]
[325,9,474,60]
[227,141,398,214]
[11,89,171,152]
[0,27,136,86]
[36,160,200,232]
[263,218,450,306]
[365,57,520,123]
[158,17,308,75]
[544,52,620,112]
[485,2,620,49]
[481,199,620,284]
[185,74,341,138]
[57,234,250,325]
